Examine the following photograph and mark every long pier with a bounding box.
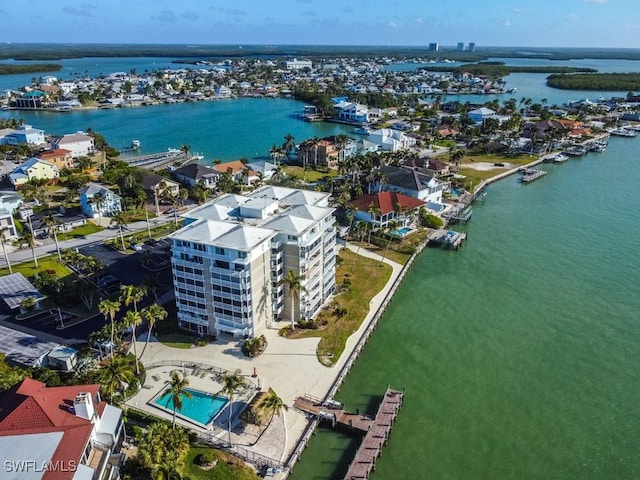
[521,167,547,183]
[294,387,404,480]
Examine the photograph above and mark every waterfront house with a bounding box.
[9,157,59,187]
[245,160,277,180]
[298,136,357,170]
[14,90,45,109]
[333,101,371,124]
[36,148,75,170]
[468,107,497,124]
[376,165,445,203]
[172,163,219,190]
[0,124,45,146]
[79,183,122,218]
[0,378,124,480]
[170,186,336,339]
[367,128,417,152]
[350,191,424,230]
[51,132,95,158]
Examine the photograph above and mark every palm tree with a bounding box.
[277,270,306,331]
[120,284,147,314]
[366,204,381,244]
[92,192,105,226]
[0,227,12,274]
[380,220,398,266]
[261,389,288,427]
[179,144,190,162]
[110,211,128,251]
[163,372,192,428]
[122,311,142,374]
[334,134,350,165]
[98,299,121,357]
[219,369,248,445]
[43,214,62,261]
[140,303,167,358]
[282,133,295,159]
[16,230,38,268]
[98,355,135,402]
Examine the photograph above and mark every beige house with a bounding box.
[9,157,59,187]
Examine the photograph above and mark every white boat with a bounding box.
[552,153,568,163]
[564,145,587,157]
[352,126,371,135]
[609,127,638,137]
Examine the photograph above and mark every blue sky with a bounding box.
[0,0,636,48]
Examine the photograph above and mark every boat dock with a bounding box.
[442,205,473,224]
[428,229,467,249]
[121,149,190,170]
[294,387,404,479]
[521,168,547,183]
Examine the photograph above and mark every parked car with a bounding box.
[132,243,144,252]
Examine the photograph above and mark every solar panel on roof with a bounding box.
[0,273,44,310]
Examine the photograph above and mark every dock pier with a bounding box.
[521,167,547,183]
[428,229,467,249]
[294,387,404,480]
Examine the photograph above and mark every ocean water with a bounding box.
[289,137,640,479]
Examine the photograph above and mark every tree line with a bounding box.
[547,72,640,91]
[0,63,62,75]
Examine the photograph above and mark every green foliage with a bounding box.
[0,353,28,393]
[547,72,640,91]
[0,63,62,75]
[196,450,217,466]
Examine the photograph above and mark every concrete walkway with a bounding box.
[132,243,404,466]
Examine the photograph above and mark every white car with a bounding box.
[132,243,144,252]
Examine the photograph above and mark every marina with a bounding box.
[294,387,404,480]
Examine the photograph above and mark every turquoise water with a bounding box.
[290,137,640,479]
[153,388,228,425]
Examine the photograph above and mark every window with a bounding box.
[215,247,225,255]
[238,251,247,259]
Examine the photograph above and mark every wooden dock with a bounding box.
[521,167,547,183]
[294,387,404,479]
[428,229,467,249]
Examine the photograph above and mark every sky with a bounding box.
[0,0,638,49]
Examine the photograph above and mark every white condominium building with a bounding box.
[170,186,337,339]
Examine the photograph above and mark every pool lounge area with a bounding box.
[150,387,228,427]
[390,226,414,237]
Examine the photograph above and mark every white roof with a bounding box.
[172,219,275,251]
[95,403,122,437]
[261,214,315,236]
[0,432,63,479]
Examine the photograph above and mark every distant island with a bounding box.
[420,62,598,76]
[547,72,640,90]
[0,63,62,75]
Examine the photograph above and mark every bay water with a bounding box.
[290,137,640,479]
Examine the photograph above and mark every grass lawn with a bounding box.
[288,247,392,366]
[154,302,199,349]
[0,255,73,279]
[457,150,538,189]
[56,223,103,241]
[183,447,259,480]
[283,166,337,183]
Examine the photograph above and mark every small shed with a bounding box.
[45,345,79,371]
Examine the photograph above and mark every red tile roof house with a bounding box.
[0,378,124,480]
[349,191,424,230]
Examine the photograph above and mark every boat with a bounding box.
[564,145,588,157]
[551,153,568,163]
[609,127,638,137]
[352,126,371,135]
[588,140,607,153]
[118,140,141,153]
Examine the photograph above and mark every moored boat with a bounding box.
[609,127,638,137]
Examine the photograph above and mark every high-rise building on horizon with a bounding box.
[467,42,476,52]
[457,42,465,51]
[428,43,439,52]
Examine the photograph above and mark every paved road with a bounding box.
[3,213,178,266]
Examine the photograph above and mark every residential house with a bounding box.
[79,183,122,218]
[170,186,336,340]
[367,128,417,152]
[14,90,45,109]
[468,107,497,124]
[0,208,17,238]
[51,132,95,158]
[213,161,258,185]
[27,209,87,238]
[376,165,445,203]
[172,163,219,189]
[349,191,424,230]
[0,378,124,480]
[141,171,180,198]
[36,148,75,170]
[298,136,357,170]
[9,157,59,187]
[245,160,277,180]
[333,101,372,124]
[0,124,46,146]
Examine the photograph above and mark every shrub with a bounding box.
[197,449,217,466]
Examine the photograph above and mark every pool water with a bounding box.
[152,388,228,425]
[391,227,413,236]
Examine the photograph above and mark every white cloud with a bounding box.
[388,21,398,28]
[501,17,512,27]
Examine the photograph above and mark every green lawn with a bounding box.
[56,223,103,241]
[288,247,392,366]
[283,166,337,183]
[183,447,259,480]
[0,255,72,279]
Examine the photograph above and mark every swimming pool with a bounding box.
[152,388,228,426]
[425,202,446,213]
[391,227,413,237]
